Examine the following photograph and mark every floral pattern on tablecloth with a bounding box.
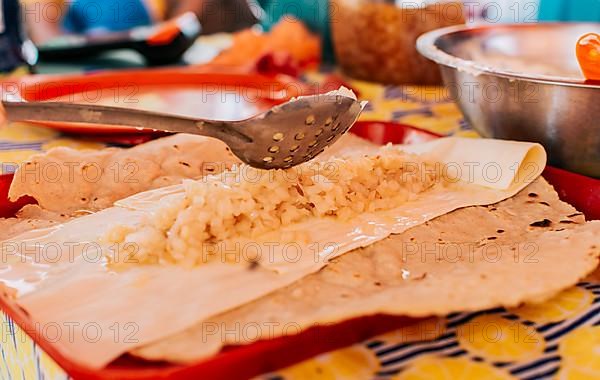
[266,283,600,380]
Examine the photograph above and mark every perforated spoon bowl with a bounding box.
[2,93,364,169]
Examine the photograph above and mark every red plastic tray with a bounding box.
[1,67,306,135]
[1,121,600,380]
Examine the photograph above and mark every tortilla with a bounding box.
[132,177,600,363]
[6,133,375,217]
[0,138,570,369]
[7,134,240,214]
[0,205,71,241]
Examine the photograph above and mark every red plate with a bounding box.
[2,67,307,135]
[1,121,599,379]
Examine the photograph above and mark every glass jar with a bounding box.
[330,0,465,84]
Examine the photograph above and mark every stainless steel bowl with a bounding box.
[417,23,600,177]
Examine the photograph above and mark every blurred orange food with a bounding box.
[209,18,321,76]
[576,33,600,80]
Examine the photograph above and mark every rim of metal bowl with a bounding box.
[416,23,600,90]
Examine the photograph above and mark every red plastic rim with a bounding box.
[2,68,308,135]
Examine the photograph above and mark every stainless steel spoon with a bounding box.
[2,93,364,169]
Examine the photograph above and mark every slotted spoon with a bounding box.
[2,93,364,169]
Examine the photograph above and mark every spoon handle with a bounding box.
[1,101,241,139]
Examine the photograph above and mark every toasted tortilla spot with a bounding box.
[530,219,552,228]
[560,220,577,224]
